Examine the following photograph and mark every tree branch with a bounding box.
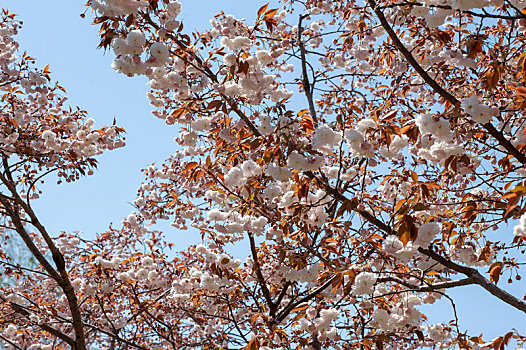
[419,247,526,314]
[0,194,62,283]
[4,297,75,347]
[298,14,319,127]
[248,232,276,317]
[367,0,526,165]
[275,274,337,323]
[0,158,87,349]
[377,275,475,291]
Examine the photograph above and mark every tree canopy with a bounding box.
[1,0,526,348]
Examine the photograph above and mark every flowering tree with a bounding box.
[4,0,526,348]
[0,9,126,349]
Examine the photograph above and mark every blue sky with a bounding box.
[1,0,257,241]
[2,0,525,344]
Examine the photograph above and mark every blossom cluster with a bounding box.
[0,13,125,188]
[382,223,441,262]
[22,0,526,348]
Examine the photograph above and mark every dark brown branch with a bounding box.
[248,232,276,317]
[0,334,23,350]
[0,259,50,278]
[482,122,526,164]
[4,298,75,347]
[310,334,322,350]
[0,159,87,350]
[378,1,526,19]
[298,14,319,127]
[304,171,394,235]
[0,194,62,283]
[224,98,262,136]
[419,247,526,314]
[367,0,526,165]
[73,320,149,350]
[275,274,337,323]
[225,296,249,343]
[367,0,458,105]
[274,281,291,314]
[307,165,526,316]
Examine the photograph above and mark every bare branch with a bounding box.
[419,247,526,314]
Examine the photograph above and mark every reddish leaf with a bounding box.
[257,3,269,17]
[264,8,278,19]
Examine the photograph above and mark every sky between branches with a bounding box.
[2,0,526,343]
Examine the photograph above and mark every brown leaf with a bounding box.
[488,262,503,284]
[331,272,343,291]
[291,304,309,312]
[503,204,519,221]
[513,86,526,97]
[125,14,135,27]
[383,129,392,147]
[466,36,484,59]
[398,228,412,246]
[477,245,492,263]
[410,170,418,182]
[207,100,223,111]
[381,109,398,121]
[485,65,502,90]
[171,108,187,119]
[183,162,198,171]
[510,185,526,193]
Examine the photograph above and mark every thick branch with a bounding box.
[482,122,526,164]
[367,0,526,165]
[306,167,526,316]
[224,98,262,136]
[367,0,457,105]
[0,195,62,283]
[248,232,276,317]
[419,247,526,313]
[0,160,87,349]
[304,170,394,235]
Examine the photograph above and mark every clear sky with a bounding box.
[1,0,258,243]
[1,0,525,344]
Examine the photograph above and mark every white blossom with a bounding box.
[372,309,392,330]
[312,124,341,153]
[427,323,450,342]
[415,114,451,140]
[461,96,498,124]
[150,42,170,61]
[287,151,325,171]
[126,30,146,50]
[224,167,245,188]
[241,159,263,177]
[513,212,526,236]
[352,272,377,296]
[414,222,440,247]
[166,1,182,17]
